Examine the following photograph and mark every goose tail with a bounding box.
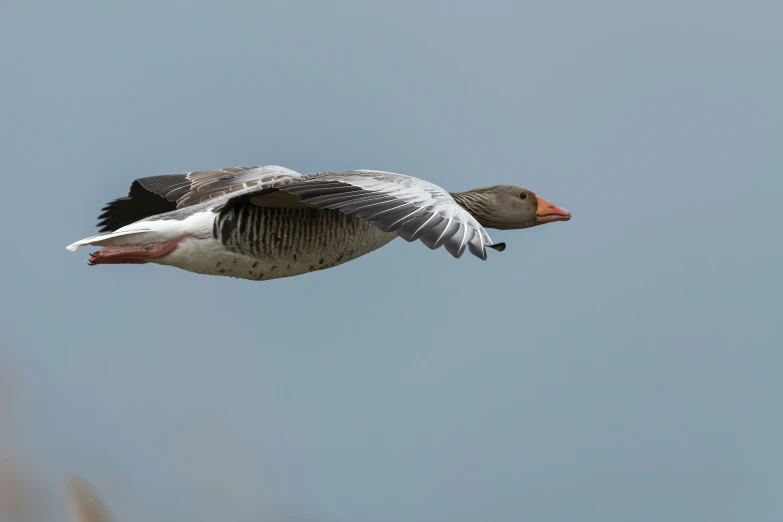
[66,227,153,251]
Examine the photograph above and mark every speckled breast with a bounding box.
[211,204,398,280]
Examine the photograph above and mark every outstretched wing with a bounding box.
[96,166,301,232]
[95,166,497,260]
[176,166,302,208]
[226,170,497,260]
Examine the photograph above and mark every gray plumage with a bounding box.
[69,165,571,281]
[96,166,497,260]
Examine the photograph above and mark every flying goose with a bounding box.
[66,166,571,281]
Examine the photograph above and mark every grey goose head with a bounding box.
[450,185,571,230]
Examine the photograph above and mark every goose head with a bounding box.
[451,185,571,230]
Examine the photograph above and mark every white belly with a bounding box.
[156,228,397,281]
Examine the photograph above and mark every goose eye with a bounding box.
[519,192,528,200]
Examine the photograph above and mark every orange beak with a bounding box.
[536,195,571,223]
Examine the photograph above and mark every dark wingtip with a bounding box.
[487,242,506,252]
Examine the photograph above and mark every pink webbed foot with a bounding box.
[88,236,185,266]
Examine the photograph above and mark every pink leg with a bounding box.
[88,236,186,266]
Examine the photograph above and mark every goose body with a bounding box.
[67,166,571,281]
[148,204,397,280]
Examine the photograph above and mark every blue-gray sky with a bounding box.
[1,1,781,521]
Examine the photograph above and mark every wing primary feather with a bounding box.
[350,200,408,217]
[287,182,356,194]
[405,213,440,241]
[458,224,470,257]
[362,206,419,225]
[293,187,355,198]
[376,208,426,231]
[434,216,454,248]
[468,228,488,260]
[416,217,448,248]
[306,191,377,205]
[332,195,398,211]
[360,201,415,219]
[444,223,465,257]
[387,208,424,229]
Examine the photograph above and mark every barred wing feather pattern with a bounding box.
[242,170,497,260]
[96,166,496,260]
